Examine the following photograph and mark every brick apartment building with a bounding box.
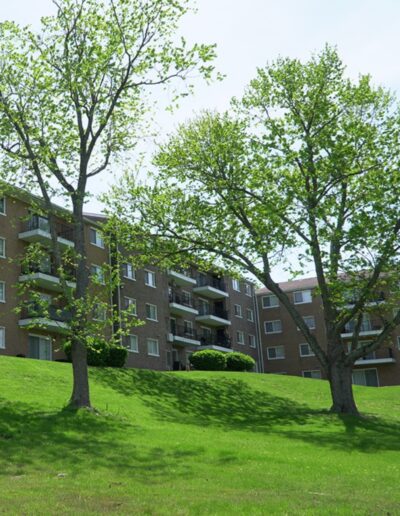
[0,188,262,371]
[256,277,400,387]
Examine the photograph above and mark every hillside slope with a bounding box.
[0,356,400,514]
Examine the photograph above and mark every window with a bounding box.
[267,346,285,359]
[303,316,316,330]
[244,283,252,297]
[302,370,321,379]
[246,308,254,322]
[146,303,157,321]
[122,263,135,280]
[234,304,242,318]
[93,304,107,321]
[28,335,51,360]
[0,327,5,349]
[0,197,5,215]
[299,343,315,357]
[123,297,137,316]
[183,320,194,337]
[0,237,5,258]
[90,264,105,284]
[0,281,5,303]
[262,294,279,308]
[232,278,240,292]
[198,298,210,316]
[352,368,378,387]
[293,290,312,304]
[144,270,156,287]
[248,334,256,348]
[264,320,282,334]
[127,334,138,353]
[236,330,245,345]
[89,227,104,248]
[147,338,159,356]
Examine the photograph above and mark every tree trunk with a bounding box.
[328,361,359,415]
[68,202,91,409]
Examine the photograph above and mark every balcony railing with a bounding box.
[20,303,72,323]
[22,262,76,281]
[22,216,74,241]
[197,276,226,292]
[199,333,231,348]
[343,321,383,333]
[169,290,195,309]
[171,324,198,340]
[198,305,228,320]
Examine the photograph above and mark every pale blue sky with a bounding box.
[2,0,400,279]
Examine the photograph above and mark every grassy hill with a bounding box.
[1,357,400,514]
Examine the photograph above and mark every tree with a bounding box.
[108,47,400,415]
[0,0,217,408]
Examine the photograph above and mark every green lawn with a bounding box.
[1,357,400,514]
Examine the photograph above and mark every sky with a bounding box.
[1,0,400,280]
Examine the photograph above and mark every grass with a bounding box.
[1,357,400,514]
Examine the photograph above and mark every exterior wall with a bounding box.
[0,190,262,372]
[257,280,400,386]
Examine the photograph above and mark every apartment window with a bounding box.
[246,308,254,322]
[352,368,378,387]
[302,370,321,379]
[236,330,245,345]
[93,304,107,321]
[0,237,5,258]
[146,303,158,321]
[0,197,5,215]
[90,264,105,285]
[122,263,136,280]
[0,327,5,349]
[264,320,282,334]
[198,298,210,316]
[144,270,156,288]
[299,343,315,357]
[147,338,159,356]
[0,281,5,303]
[234,304,242,318]
[267,345,285,359]
[89,227,104,248]
[28,335,51,361]
[262,294,279,308]
[123,297,137,316]
[248,334,256,348]
[127,334,138,353]
[232,278,241,292]
[183,320,194,337]
[293,290,312,304]
[303,316,316,330]
[244,283,252,297]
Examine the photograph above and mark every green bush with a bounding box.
[64,340,110,367]
[189,349,226,371]
[226,352,255,372]
[108,346,128,367]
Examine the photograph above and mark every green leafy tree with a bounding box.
[109,47,400,415]
[0,0,217,408]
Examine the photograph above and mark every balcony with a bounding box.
[167,269,196,287]
[195,306,231,327]
[354,348,396,366]
[169,290,198,316]
[19,263,76,293]
[18,304,72,335]
[341,322,383,339]
[19,216,74,250]
[198,333,232,351]
[168,325,201,347]
[193,276,228,299]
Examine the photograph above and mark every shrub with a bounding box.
[226,352,255,372]
[64,340,110,367]
[108,346,128,367]
[189,349,226,371]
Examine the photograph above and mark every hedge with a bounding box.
[64,340,127,367]
[189,349,226,371]
[225,352,255,372]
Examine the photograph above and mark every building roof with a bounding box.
[256,276,318,295]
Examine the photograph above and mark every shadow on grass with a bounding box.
[0,398,204,479]
[92,368,400,453]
